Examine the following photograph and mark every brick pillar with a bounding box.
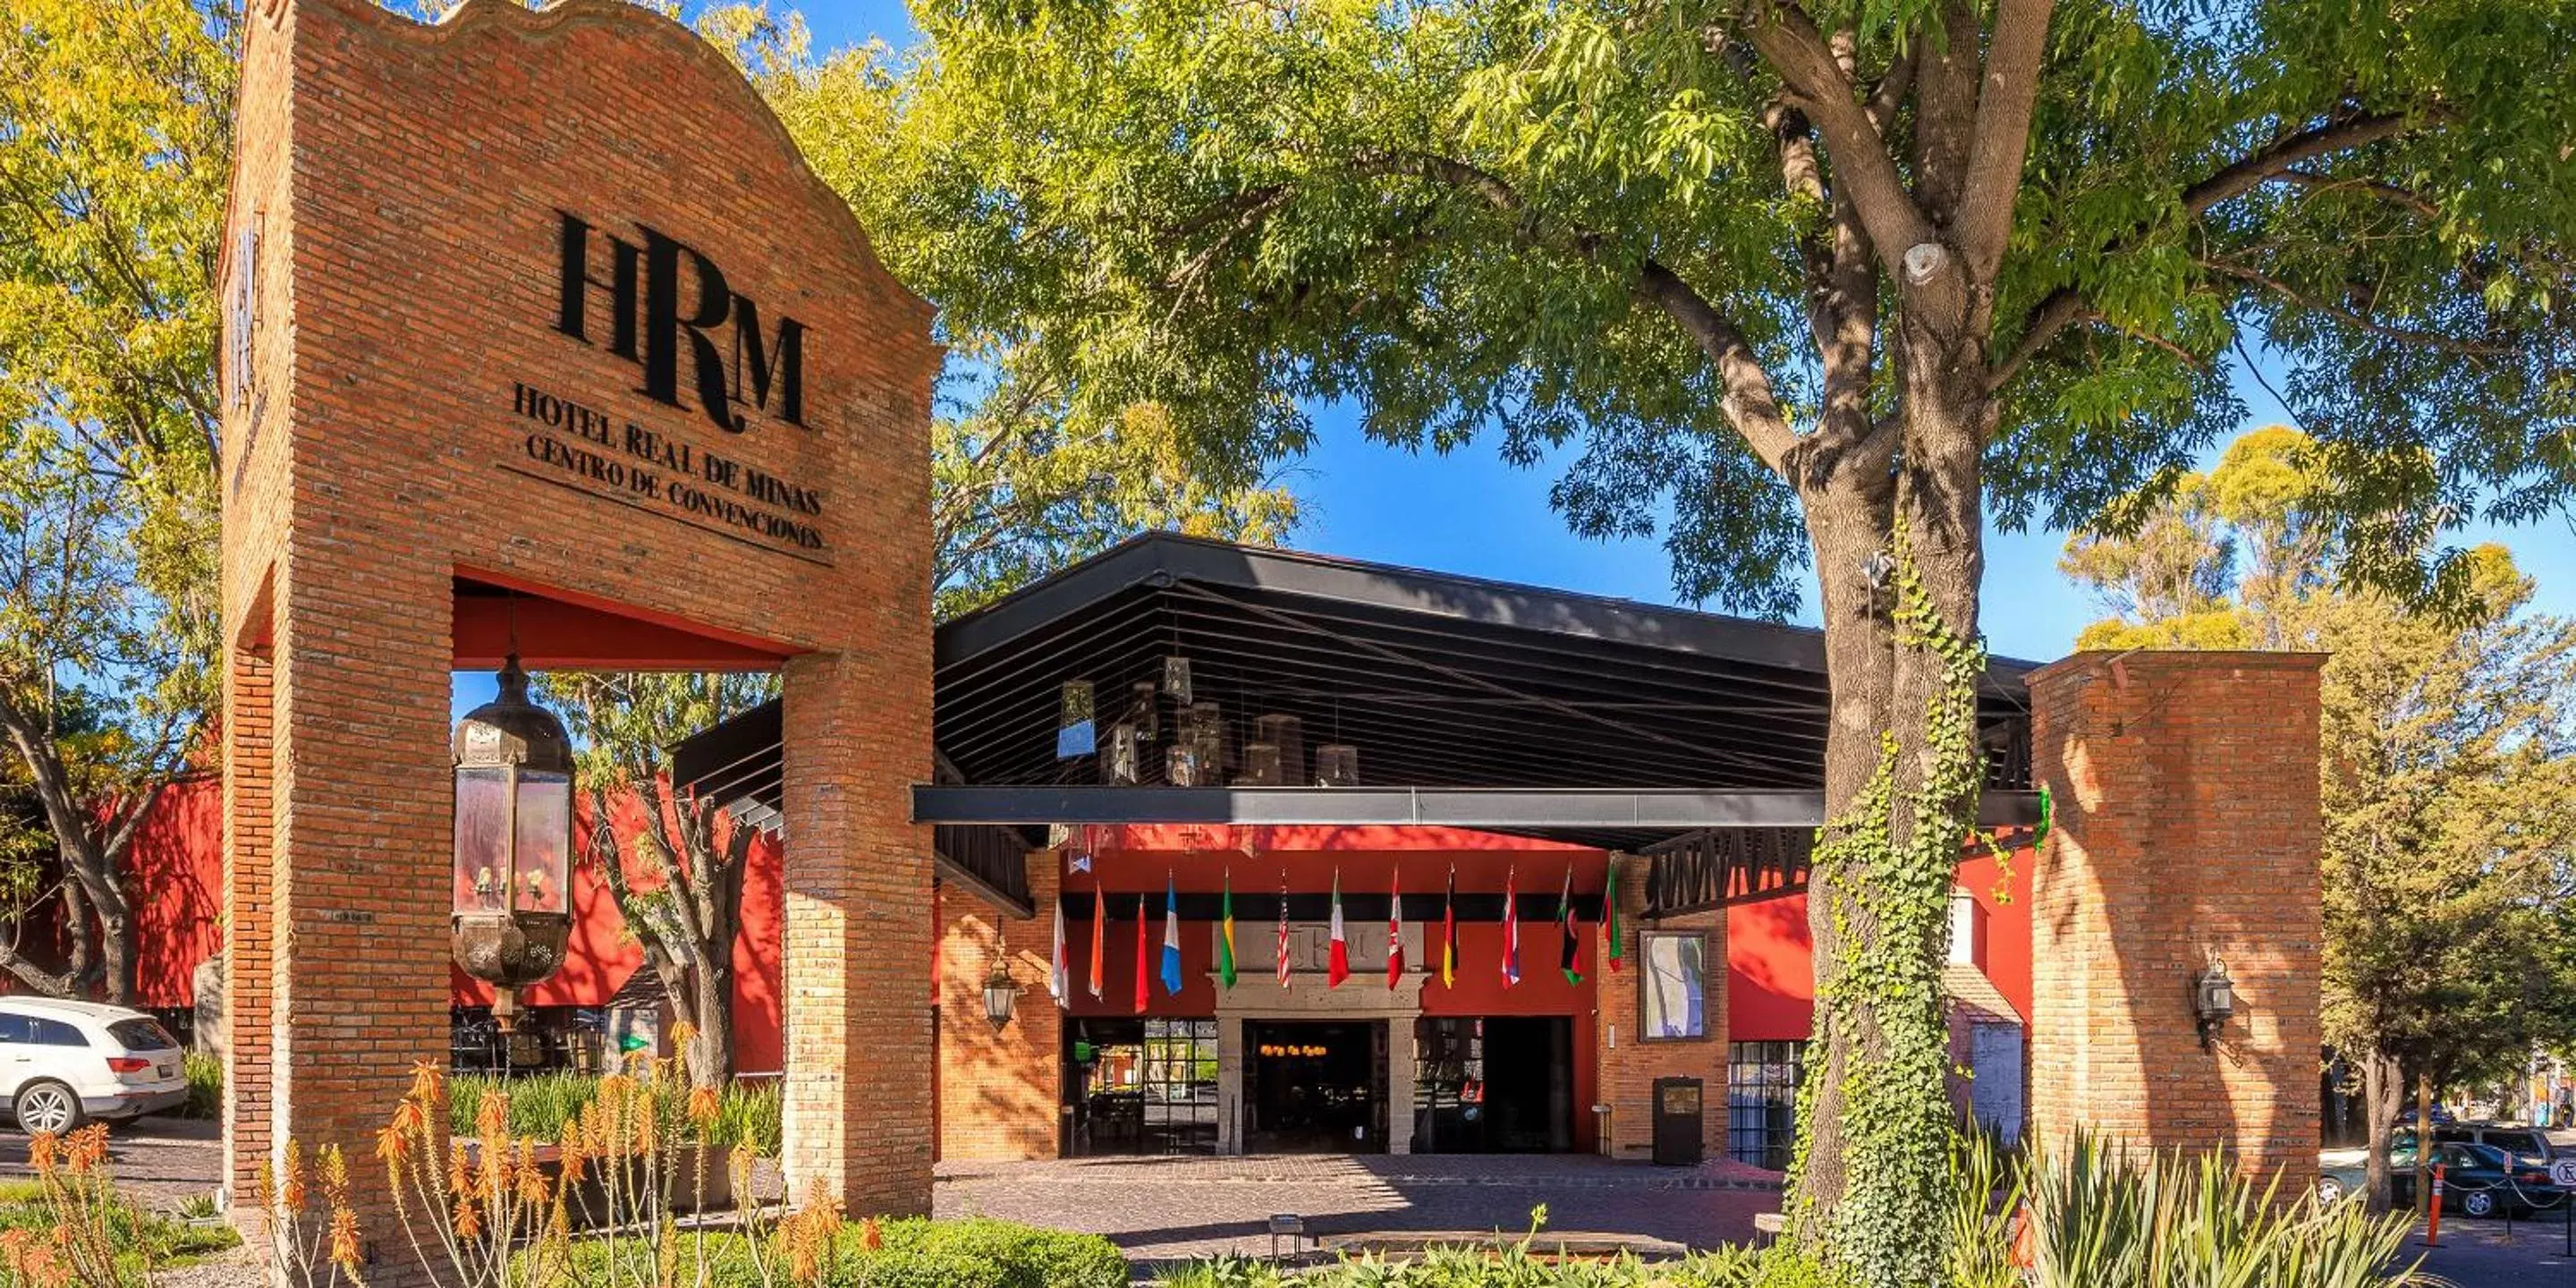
[2026,651,2323,1189]
[936,852,1063,1161]
[781,651,935,1213]
[1592,854,1728,1161]
[221,644,274,1237]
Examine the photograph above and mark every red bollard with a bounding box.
[2428,1164,2446,1248]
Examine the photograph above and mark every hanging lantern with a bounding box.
[982,950,1023,1026]
[452,655,574,990]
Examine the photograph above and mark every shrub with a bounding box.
[864,1218,1126,1288]
[449,1071,783,1155]
[180,1050,224,1121]
[0,1128,243,1288]
[1150,1131,2424,1288]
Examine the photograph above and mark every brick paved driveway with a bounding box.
[934,1155,1778,1265]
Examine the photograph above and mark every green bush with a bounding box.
[179,1049,223,1121]
[566,1217,1124,1288]
[862,1218,1127,1288]
[446,1071,782,1154]
[1149,1132,2422,1288]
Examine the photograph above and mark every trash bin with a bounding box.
[1652,1076,1705,1166]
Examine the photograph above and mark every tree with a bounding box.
[2067,428,2576,1214]
[0,0,228,1002]
[706,9,1301,620]
[749,0,2576,1270]
[537,672,775,1089]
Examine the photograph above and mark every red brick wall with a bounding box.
[1594,855,1727,1161]
[935,856,1063,1161]
[2026,651,2323,1189]
[221,0,936,1258]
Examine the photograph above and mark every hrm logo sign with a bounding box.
[553,211,809,435]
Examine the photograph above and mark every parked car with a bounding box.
[0,998,187,1134]
[2321,1139,2566,1217]
[2439,1122,2556,1171]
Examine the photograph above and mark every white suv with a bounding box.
[0,997,188,1134]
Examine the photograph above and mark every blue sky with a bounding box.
[459,0,2576,710]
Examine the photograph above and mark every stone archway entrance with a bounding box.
[1213,923,1427,1156]
[216,0,938,1254]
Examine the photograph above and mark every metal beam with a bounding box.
[912,784,2045,830]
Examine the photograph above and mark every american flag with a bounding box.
[1275,872,1292,988]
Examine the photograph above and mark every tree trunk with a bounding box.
[2416,1070,2435,1220]
[1786,315,1990,1282]
[687,960,733,1089]
[2363,1050,2403,1212]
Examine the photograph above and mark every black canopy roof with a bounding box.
[931,534,2033,794]
[673,534,2038,892]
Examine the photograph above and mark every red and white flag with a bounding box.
[1326,870,1351,989]
[1501,864,1521,988]
[1275,872,1292,989]
[1048,895,1071,1004]
[1387,868,1406,990]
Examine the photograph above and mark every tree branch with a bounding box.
[2199,258,2515,356]
[1352,149,1802,471]
[1743,4,1939,274]
[1953,0,2056,279]
[1988,108,2421,390]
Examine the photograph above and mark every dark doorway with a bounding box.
[1244,1020,1385,1153]
[1412,1016,1573,1153]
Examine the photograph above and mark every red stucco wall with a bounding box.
[1724,842,2038,1043]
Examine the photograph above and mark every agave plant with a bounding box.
[2023,1132,2419,1288]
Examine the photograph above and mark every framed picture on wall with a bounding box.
[1639,930,1708,1041]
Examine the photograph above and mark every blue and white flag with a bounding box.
[1159,876,1185,996]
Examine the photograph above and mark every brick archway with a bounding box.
[216,0,937,1256]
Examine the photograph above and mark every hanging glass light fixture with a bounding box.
[452,654,575,993]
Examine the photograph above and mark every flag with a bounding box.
[1326,870,1351,989]
[1603,859,1623,974]
[1558,864,1583,985]
[1217,871,1239,989]
[1501,865,1521,987]
[1048,895,1071,1004]
[1088,883,1106,998]
[1440,866,1458,988]
[1386,869,1406,990]
[1275,872,1292,989]
[1160,876,1184,996]
[1132,894,1148,1015]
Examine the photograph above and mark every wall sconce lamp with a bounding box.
[982,949,1023,1027]
[2192,960,2236,1051]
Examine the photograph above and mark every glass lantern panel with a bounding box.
[513,770,572,914]
[454,767,512,914]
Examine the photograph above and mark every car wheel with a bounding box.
[2316,1175,2346,1205]
[12,1080,81,1135]
[2461,1189,2497,1218]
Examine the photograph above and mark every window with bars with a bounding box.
[1066,1018,1220,1156]
[1726,1039,1806,1171]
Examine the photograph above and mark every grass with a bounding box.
[448,1071,784,1155]
[0,1176,241,1276]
